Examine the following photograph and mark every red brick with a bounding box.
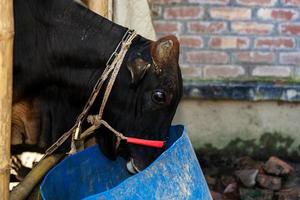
[164,6,204,19]
[252,66,292,77]
[188,0,230,4]
[210,7,251,20]
[257,8,299,21]
[188,22,227,34]
[153,21,180,34]
[280,52,300,65]
[179,36,203,48]
[204,65,245,79]
[235,52,275,64]
[180,66,202,78]
[186,51,229,64]
[264,156,294,176]
[281,0,300,6]
[231,22,274,35]
[209,37,249,49]
[255,37,295,49]
[237,0,277,6]
[280,23,300,35]
[152,0,182,4]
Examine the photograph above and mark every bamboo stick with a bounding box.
[10,154,64,200]
[0,0,14,199]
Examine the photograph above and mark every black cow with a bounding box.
[12,0,182,173]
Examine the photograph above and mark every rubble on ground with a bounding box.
[203,156,300,200]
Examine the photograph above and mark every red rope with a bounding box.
[126,137,165,148]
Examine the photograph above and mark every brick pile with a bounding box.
[205,156,300,200]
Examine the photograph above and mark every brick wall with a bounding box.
[151,0,300,81]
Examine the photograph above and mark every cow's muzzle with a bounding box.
[126,158,140,174]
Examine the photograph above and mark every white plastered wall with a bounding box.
[173,99,300,151]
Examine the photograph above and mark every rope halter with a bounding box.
[43,29,165,159]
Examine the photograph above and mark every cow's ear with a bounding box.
[151,35,180,67]
[127,58,150,85]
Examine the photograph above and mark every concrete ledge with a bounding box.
[183,81,300,102]
[173,99,300,160]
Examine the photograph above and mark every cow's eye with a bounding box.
[152,90,166,104]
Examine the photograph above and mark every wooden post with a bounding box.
[0,0,14,199]
[85,0,112,19]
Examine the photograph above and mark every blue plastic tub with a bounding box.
[40,125,212,200]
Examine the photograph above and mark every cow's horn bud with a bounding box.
[151,35,179,68]
[157,40,173,59]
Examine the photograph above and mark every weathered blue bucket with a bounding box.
[40,125,212,200]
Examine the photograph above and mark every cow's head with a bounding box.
[97,35,182,172]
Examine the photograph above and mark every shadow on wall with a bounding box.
[196,132,300,170]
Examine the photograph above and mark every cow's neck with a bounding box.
[14,0,131,102]
[49,1,128,68]
[45,1,130,98]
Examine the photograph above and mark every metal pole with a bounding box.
[0,0,14,198]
